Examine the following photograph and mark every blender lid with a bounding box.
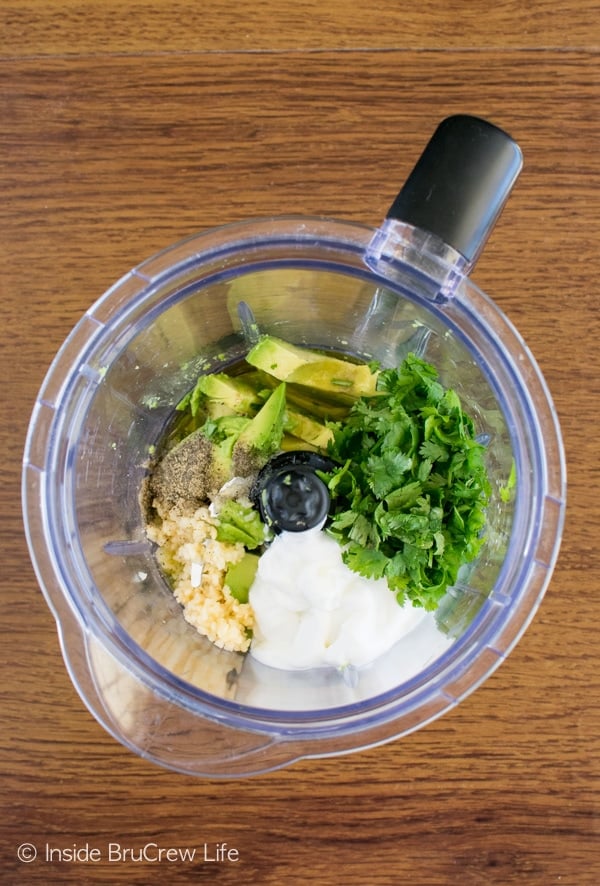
[385,115,523,266]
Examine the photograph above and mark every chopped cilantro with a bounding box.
[323,354,491,610]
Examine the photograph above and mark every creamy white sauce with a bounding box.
[248,528,427,670]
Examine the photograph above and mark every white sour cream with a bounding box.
[248,528,427,670]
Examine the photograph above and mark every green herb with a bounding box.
[499,458,517,502]
[215,500,271,549]
[323,354,491,610]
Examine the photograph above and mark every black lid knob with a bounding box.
[252,451,335,533]
[386,115,523,265]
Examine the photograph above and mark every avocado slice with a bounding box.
[287,358,378,400]
[284,407,334,450]
[195,373,263,418]
[245,335,321,379]
[232,383,287,476]
[251,369,351,421]
[225,553,260,603]
[246,335,378,403]
[283,386,350,421]
[280,435,318,452]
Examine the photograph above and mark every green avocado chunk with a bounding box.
[231,382,287,475]
[284,407,334,450]
[195,373,263,418]
[225,553,260,603]
[246,335,378,403]
[245,335,321,378]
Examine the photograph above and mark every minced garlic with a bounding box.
[146,500,254,653]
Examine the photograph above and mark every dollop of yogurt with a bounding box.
[248,528,426,670]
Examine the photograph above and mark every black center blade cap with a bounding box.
[252,451,336,533]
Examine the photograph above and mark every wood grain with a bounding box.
[1,0,599,55]
[1,4,599,884]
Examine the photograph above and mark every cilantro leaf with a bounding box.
[324,353,491,611]
[342,544,388,580]
[419,439,449,462]
[365,450,412,497]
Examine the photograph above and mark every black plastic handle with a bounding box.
[386,115,523,264]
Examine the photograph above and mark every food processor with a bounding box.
[22,116,566,777]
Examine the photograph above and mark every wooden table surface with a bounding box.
[2,2,599,883]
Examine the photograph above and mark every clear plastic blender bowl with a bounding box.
[22,117,565,776]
